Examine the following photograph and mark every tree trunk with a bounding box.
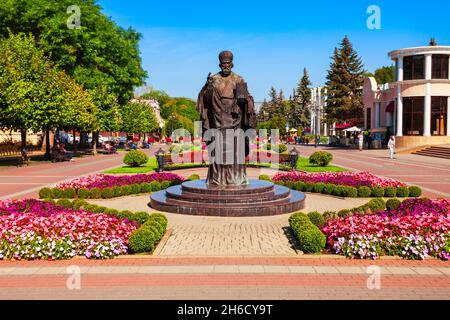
[92,131,98,155]
[45,130,51,160]
[73,129,78,155]
[20,129,27,160]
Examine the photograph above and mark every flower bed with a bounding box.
[271,171,418,198]
[39,172,185,199]
[0,199,138,260]
[322,198,450,260]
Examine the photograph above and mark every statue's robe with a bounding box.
[197,71,256,186]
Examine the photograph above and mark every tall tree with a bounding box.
[374,65,395,84]
[325,36,365,124]
[120,101,158,135]
[293,68,312,128]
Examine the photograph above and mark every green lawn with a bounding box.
[296,156,347,172]
[103,156,158,174]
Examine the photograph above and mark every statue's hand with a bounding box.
[206,72,213,83]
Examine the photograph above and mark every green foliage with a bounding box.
[308,151,333,167]
[56,198,72,209]
[160,181,171,190]
[123,150,149,167]
[338,209,351,217]
[408,186,422,197]
[149,213,168,230]
[294,181,305,191]
[39,188,53,199]
[77,188,90,199]
[374,65,395,84]
[62,188,76,199]
[120,101,158,134]
[52,188,64,199]
[140,183,152,193]
[101,188,115,199]
[141,90,170,105]
[384,187,397,197]
[42,198,56,204]
[358,186,372,197]
[130,184,141,194]
[332,185,345,197]
[128,228,156,253]
[367,198,386,212]
[307,211,325,228]
[313,183,325,193]
[120,185,132,196]
[371,187,385,197]
[127,211,151,225]
[273,144,287,153]
[289,212,325,253]
[323,184,335,195]
[89,188,102,199]
[187,174,200,181]
[72,199,88,210]
[343,186,358,198]
[386,198,401,211]
[323,211,338,221]
[112,186,122,197]
[396,186,409,198]
[150,181,162,192]
[258,174,271,181]
[304,183,315,192]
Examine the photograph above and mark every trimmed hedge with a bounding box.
[358,186,371,197]
[308,151,333,167]
[123,150,149,167]
[371,187,385,197]
[56,198,72,208]
[289,212,326,253]
[187,174,201,181]
[386,198,401,211]
[39,188,53,199]
[396,186,409,197]
[128,228,156,253]
[307,211,325,228]
[258,174,271,181]
[384,187,397,198]
[408,186,422,197]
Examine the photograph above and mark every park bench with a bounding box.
[0,145,39,166]
[278,152,299,170]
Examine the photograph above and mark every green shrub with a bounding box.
[187,174,201,181]
[322,211,337,221]
[258,174,271,181]
[332,186,345,197]
[112,186,122,197]
[128,211,151,225]
[117,210,134,220]
[408,186,422,197]
[296,228,326,253]
[149,213,168,230]
[141,223,162,239]
[62,188,77,199]
[307,211,325,228]
[396,186,409,198]
[160,181,171,189]
[39,188,53,199]
[284,181,294,189]
[371,187,385,197]
[123,150,149,167]
[358,186,371,197]
[101,188,115,199]
[120,185,132,196]
[288,212,312,231]
[384,187,397,197]
[274,143,287,153]
[308,151,333,167]
[56,198,72,209]
[275,180,285,186]
[304,183,315,192]
[72,199,88,210]
[83,204,99,213]
[42,198,56,204]
[77,188,90,199]
[89,187,102,199]
[367,198,386,212]
[386,198,401,211]
[130,184,141,194]
[140,183,152,193]
[293,181,305,191]
[323,184,335,195]
[337,209,351,217]
[343,186,358,198]
[150,181,161,191]
[105,208,120,216]
[313,183,326,193]
[52,188,64,199]
[128,228,156,253]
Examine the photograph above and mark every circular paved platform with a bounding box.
[149,179,305,216]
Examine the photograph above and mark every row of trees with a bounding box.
[0,0,151,157]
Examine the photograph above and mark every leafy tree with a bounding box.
[121,101,158,134]
[325,36,365,124]
[292,68,312,128]
[141,89,170,106]
[374,65,395,84]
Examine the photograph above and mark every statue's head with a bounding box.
[219,50,233,76]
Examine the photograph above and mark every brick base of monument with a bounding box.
[149,179,306,216]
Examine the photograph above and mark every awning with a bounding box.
[343,126,362,132]
[335,123,353,130]
[385,101,394,112]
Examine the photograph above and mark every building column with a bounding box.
[447,97,450,136]
[370,105,375,129]
[396,85,403,136]
[397,57,404,81]
[425,54,432,80]
[323,122,328,136]
[424,84,431,136]
[364,107,368,129]
[375,102,380,128]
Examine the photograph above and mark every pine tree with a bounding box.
[293,68,312,127]
[325,36,365,124]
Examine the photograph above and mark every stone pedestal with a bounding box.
[150,179,305,216]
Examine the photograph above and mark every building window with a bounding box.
[403,97,424,135]
[403,55,425,80]
[432,55,449,79]
[431,97,447,136]
[366,108,371,130]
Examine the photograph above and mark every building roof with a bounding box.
[389,46,450,59]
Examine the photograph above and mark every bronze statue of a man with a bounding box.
[197,50,256,186]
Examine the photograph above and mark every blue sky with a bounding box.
[99,0,450,102]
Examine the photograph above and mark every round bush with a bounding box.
[408,186,422,197]
[396,186,409,198]
[308,151,333,167]
[39,188,53,199]
[293,181,305,191]
[150,181,161,191]
[258,174,271,181]
[150,213,168,229]
[358,186,371,197]
[384,187,397,198]
[128,228,156,253]
[337,209,351,217]
[313,183,325,193]
[140,183,152,193]
[304,183,315,192]
[123,150,149,167]
[77,188,90,199]
[296,228,326,253]
[111,186,122,197]
[323,184,335,195]
[89,187,102,199]
[56,198,72,208]
[105,208,120,216]
[62,188,76,199]
[128,211,151,225]
[322,211,337,221]
[332,186,345,197]
[100,188,114,199]
[142,223,162,239]
[275,180,285,186]
[52,188,64,199]
[367,198,386,212]
[117,210,134,220]
[130,184,141,194]
[160,180,171,190]
[371,187,385,197]
[72,199,88,210]
[307,211,325,228]
[288,212,311,231]
[120,185,132,196]
[386,198,401,211]
[343,186,358,198]
[187,174,201,181]
[42,198,56,204]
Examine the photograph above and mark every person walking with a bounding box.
[358,132,364,151]
[388,135,396,159]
